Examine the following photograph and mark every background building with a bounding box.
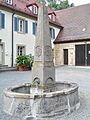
[54,4,90,66]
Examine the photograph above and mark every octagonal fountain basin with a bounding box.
[3,82,80,120]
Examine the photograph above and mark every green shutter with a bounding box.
[14,17,18,31]
[1,13,5,29]
[25,20,28,33]
[32,22,37,35]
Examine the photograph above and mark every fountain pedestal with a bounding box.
[4,83,80,119]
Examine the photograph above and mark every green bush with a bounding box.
[16,54,34,70]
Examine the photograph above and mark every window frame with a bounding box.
[49,27,55,39]
[18,18,24,33]
[48,14,56,22]
[32,5,38,14]
[51,14,56,22]
[28,5,38,14]
[14,17,28,34]
[5,0,12,5]
[17,45,26,56]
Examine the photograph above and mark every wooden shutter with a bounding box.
[14,17,18,31]
[25,20,28,33]
[32,22,37,35]
[1,13,5,29]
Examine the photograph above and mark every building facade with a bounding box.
[54,4,90,66]
[0,0,61,67]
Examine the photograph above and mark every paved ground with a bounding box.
[0,66,90,120]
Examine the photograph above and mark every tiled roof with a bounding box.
[0,0,61,27]
[54,4,90,44]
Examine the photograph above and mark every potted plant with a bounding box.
[16,54,34,71]
[26,54,34,70]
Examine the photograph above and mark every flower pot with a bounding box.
[18,66,24,71]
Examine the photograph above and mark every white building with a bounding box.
[0,0,61,67]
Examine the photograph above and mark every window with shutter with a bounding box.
[14,17,28,34]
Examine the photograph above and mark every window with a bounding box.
[48,14,56,22]
[0,12,5,29]
[51,14,56,21]
[14,17,28,33]
[28,5,38,14]
[32,22,37,35]
[17,46,25,56]
[50,28,55,39]
[5,0,12,5]
[18,19,24,33]
[32,5,38,14]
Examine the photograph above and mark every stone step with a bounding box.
[0,64,8,68]
[0,67,17,72]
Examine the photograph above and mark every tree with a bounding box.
[55,0,74,10]
[36,0,74,10]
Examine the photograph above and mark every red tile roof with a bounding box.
[0,0,61,27]
[54,4,90,44]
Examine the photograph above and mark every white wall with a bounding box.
[14,14,36,65]
[0,10,12,66]
[0,9,60,67]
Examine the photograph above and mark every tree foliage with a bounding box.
[37,0,74,10]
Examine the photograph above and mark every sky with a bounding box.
[69,0,90,6]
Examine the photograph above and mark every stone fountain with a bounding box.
[3,4,80,120]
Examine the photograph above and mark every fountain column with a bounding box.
[32,5,55,86]
[3,4,80,120]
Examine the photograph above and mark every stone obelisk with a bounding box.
[32,4,55,86]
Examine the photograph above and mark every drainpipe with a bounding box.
[11,12,15,67]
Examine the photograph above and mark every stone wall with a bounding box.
[54,41,90,66]
[3,82,80,119]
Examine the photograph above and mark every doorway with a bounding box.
[64,49,68,65]
[0,44,3,64]
[75,44,90,66]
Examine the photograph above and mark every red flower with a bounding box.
[21,64,26,67]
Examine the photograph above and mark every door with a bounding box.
[64,49,68,65]
[87,44,90,66]
[75,44,85,66]
[0,45,3,64]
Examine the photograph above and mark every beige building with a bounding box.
[54,4,90,66]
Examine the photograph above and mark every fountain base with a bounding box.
[4,82,80,119]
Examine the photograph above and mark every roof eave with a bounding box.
[54,38,90,44]
[0,2,61,27]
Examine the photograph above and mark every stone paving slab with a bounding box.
[0,66,90,120]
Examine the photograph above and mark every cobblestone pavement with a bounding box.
[0,66,90,120]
